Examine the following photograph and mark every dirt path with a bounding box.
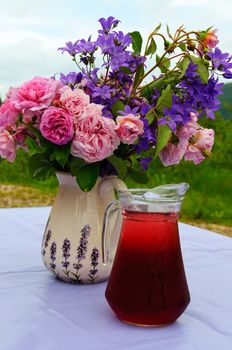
[0,184,231,238]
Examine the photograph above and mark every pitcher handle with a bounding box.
[101,200,120,265]
[98,177,127,265]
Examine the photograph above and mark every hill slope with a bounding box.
[220,82,232,119]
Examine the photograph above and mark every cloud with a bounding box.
[0,0,231,97]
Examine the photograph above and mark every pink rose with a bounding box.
[71,104,119,162]
[184,128,214,164]
[0,99,19,127]
[60,86,90,122]
[40,106,74,145]
[176,113,200,141]
[0,129,16,162]
[14,125,27,147]
[159,139,188,166]
[159,112,199,166]
[11,77,63,122]
[115,114,144,144]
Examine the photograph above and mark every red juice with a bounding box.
[105,210,190,326]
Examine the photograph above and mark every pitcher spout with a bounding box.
[144,183,190,201]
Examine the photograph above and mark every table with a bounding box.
[0,207,232,350]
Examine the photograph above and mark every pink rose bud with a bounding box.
[184,128,214,164]
[60,86,90,123]
[0,129,16,162]
[71,103,119,162]
[198,29,219,53]
[11,77,63,122]
[115,114,144,144]
[40,106,74,145]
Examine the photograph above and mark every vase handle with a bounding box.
[98,176,127,198]
[99,177,127,265]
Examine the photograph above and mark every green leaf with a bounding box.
[140,71,180,100]
[166,24,173,40]
[120,66,132,75]
[75,163,99,192]
[51,143,71,168]
[108,154,127,178]
[129,31,143,54]
[179,56,190,79]
[190,56,209,84]
[127,169,149,184]
[29,153,51,178]
[155,124,172,156]
[140,82,155,99]
[145,109,156,125]
[178,43,187,51]
[111,100,125,117]
[33,165,53,178]
[156,84,172,112]
[70,157,85,176]
[145,38,157,56]
[133,63,144,88]
[153,23,161,32]
[156,54,171,73]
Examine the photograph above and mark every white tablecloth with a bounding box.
[0,207,232,350]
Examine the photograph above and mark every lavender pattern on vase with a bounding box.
[42,229,51,256]
[61,239,71,277]
[50,241,57,271]
[72,224,91,283]
[88,248,99,284]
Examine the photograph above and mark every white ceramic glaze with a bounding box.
[42,172,126,284]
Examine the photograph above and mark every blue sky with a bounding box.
[0,0,231,97]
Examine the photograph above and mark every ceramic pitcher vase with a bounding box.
[42,172,127,284]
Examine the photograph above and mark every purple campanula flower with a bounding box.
[96,33,115,55]
[114,31,132,48]
[135,138,150,153]
[140,103,151,117]
[151,88,161,105]
[184,62,199,79]
[207,48,232,73]
[92,85,116,100]
[76,37,98,54]
[118,105,139,116]
[58,41,79,56]
[60,72,82,86]
[110,70,133,88]
[98,16,120,34]
[223,71,232,79]
[179,63,223,120]
[140,156,153,170]
[159,96,184,131]
[135,118,156,154]
[100,159,117,177]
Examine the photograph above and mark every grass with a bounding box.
[0,115,231,235]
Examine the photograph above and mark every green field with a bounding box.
[0,114,232,227]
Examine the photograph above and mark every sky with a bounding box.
[0,0,231,98]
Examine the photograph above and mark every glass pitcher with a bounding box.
[102,183,190,327]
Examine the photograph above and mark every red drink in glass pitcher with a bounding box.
[105,210,190,326]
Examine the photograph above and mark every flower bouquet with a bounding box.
[0,16,231,191]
